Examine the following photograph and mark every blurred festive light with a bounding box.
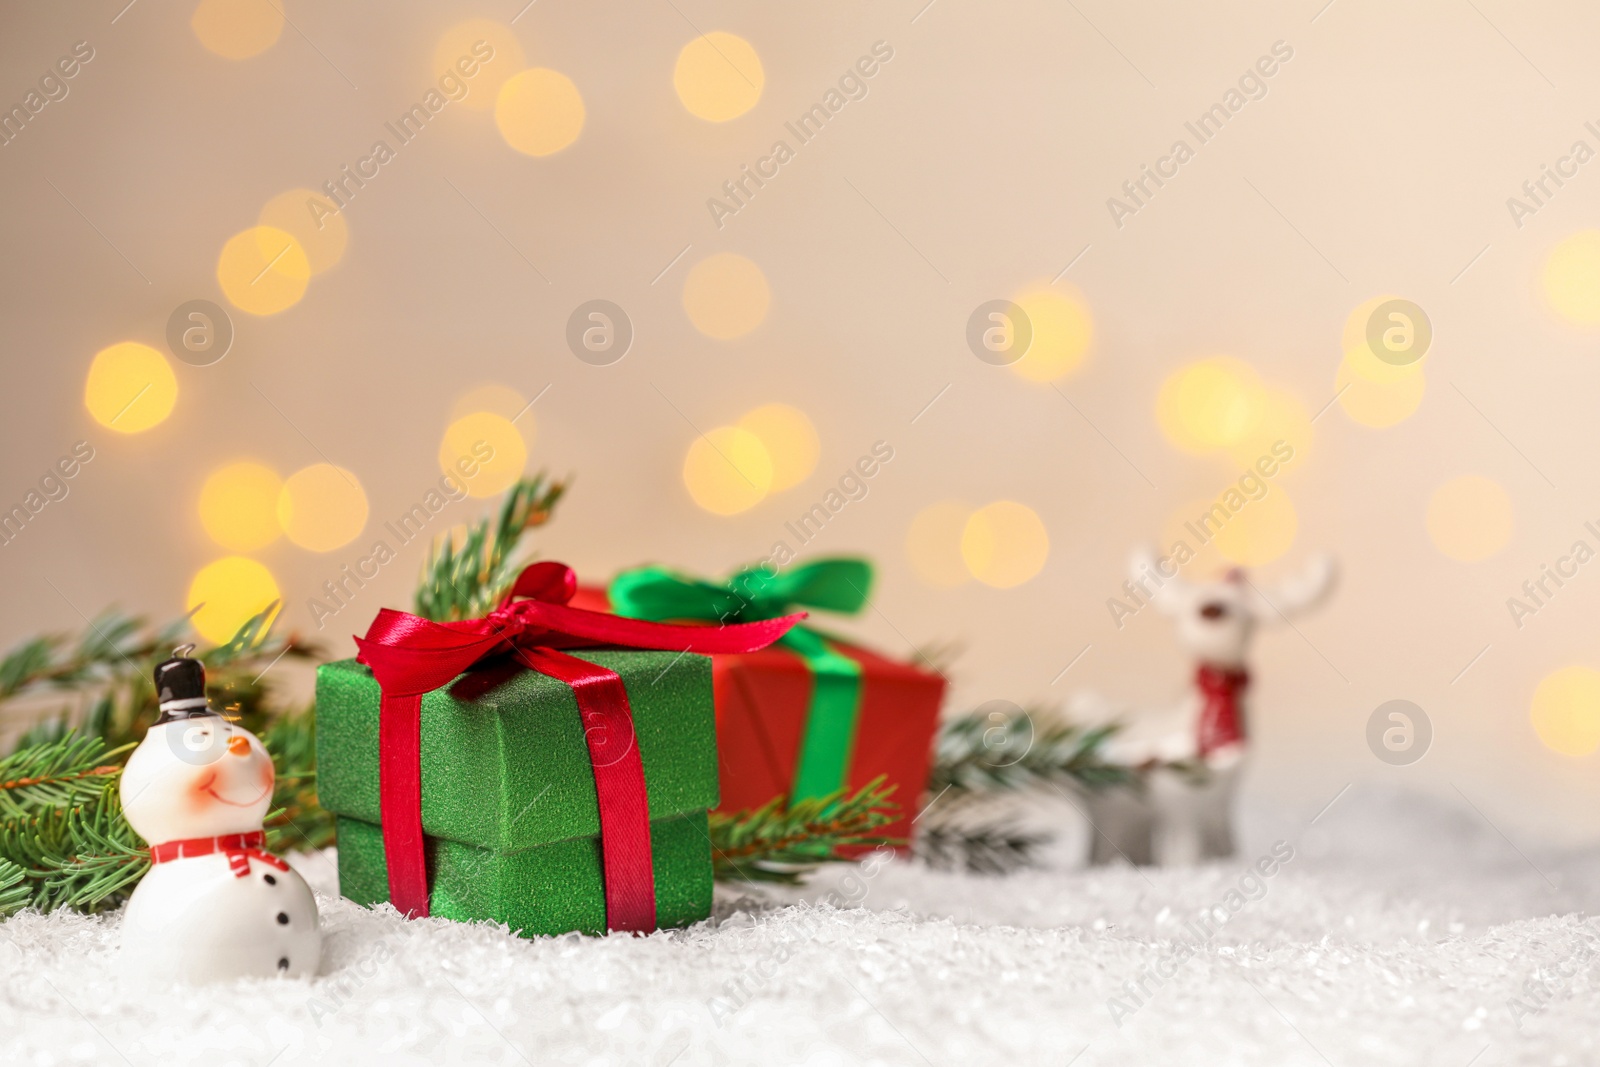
[683,427,773,515]
[217,226,311,316]
[1427,475,1512,562]
[84,342,178,434]
[433,19,524,112]
[960,501,1049,588]
[1008,286,1093,382]
[439,411,528,498]
[198,462,282,552]
[738,404,817,492]
[1334,357,1425,428]
[1531,666,1600,756]
[683,253,770,340]
[1541,230,1600,326]
[1209,486,1298,567]
[277,463,368,552]
[1226,387,1312,469]
[674,32,765,122]
[258,189,346,275]
[191,0,283,60]
[906,500,973,588]
[1342,334,1425,386]
[449,383,527,422]
[495,68,585,156]
[187,556,280,645]
[1341,294,1400,357]
[1156,357,1264,454]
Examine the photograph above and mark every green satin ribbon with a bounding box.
[608,558,872,801]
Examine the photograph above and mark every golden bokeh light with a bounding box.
[1531,666,1600,756]
[1227,387,1312,470]
[674,32,765,122]
[683,427,773,515]
[1009,286,1093,382]
[738,404,818,492]
[258,189,346,275]
[1541,230,1600,326]
[683,253,770,340]
[1335,357,1426,428]
[277,464,368,552]
[1343,337,1425,386]
[440,411,528,498]
[961,501,1049,588]
[433,19,524,112]
[495,68,585,156]
[1341,294,1400,356]
[84,342,178,434]
[1209,486,1298,567]
[1156,357,1264,454]
[449,383,528,422]
[191,0,283,60]
[198,462,282,552]
[217,226,311,316]
[906,500,973,588]
[1427,475,1512,562]
[187,556,280,645]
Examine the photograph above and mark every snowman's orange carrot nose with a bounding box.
[227,735,251,756]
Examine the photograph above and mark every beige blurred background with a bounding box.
[2,0,1599,846]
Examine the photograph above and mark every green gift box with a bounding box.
[315,649,718,936]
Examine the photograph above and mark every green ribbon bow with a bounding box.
[608,558,873,801]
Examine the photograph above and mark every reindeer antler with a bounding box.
[1244,554,1337,623]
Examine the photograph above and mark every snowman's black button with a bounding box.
[278,957,289,971]
[263,874,277,886]
[276,911,290,925]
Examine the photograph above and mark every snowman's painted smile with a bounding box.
[198,770,272,808]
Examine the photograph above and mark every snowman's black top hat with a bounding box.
[153,645,218,724]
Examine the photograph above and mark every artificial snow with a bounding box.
[2,785,1597,1066]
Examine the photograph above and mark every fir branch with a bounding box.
[413,474,570,623]
[6,605,319,755]
[0,859,28,917]
[0,610,151,701]
[710,778,900,885]
[926,707,1131,801]
[261,705,335,853]
[0,735,132,819]
[0,780,148,914]
[914,822,1051,876]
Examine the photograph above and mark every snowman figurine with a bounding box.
[119,647,321,983]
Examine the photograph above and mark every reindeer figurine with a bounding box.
[1079,548,1337,866]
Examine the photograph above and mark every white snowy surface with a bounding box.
[2,785,1598,1067]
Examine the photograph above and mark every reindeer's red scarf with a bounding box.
[1195,664,1250,757]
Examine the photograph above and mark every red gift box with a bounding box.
[571,583,945,850]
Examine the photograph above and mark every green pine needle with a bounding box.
[926,707,1131,800]
[413,474,569,623]
[914,822,1051,876]
[0,859,29,916]
[6,604,318,755]
[0,779,148,915]
[709,777,901,884]
[0,734,132,820]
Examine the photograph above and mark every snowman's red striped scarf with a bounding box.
[147,830,290,877]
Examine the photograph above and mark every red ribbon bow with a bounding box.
[354,561,802,931]
[149,830,290,878]
[1195,663,1250,758]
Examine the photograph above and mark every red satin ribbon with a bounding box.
[148,829,290,878]
[354,561,802,931]
[1195,663,1250,758]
